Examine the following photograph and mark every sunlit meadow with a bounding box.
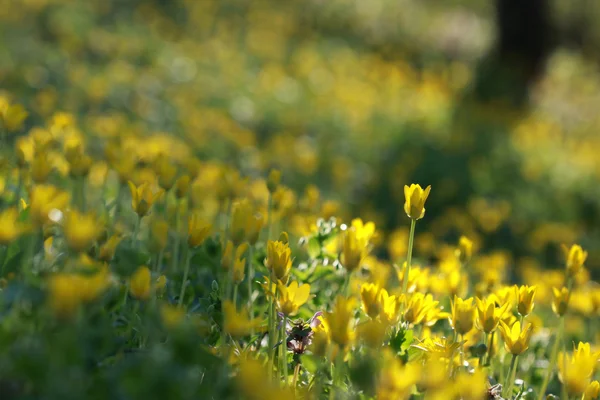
[1,0,600,399]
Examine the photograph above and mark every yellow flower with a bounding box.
[153,154,178,191]
[358,319,388,348]
[160,304,186,328]
[403,293,439,326]
[552,287,570,317]
[562,244,588,278]
[456,236,473,264]
[559,350,597,396]
[266,169,281,193]
[325,295,356,348]
[222,241,248,271]
[155,275,167,292]
[232,257,246,284]
[0,208,28,245]
[475,296,510,333]
[453,369,487,400]
[377,353,421,400]
[380,289,401,325]
[29,184,71,226]
[450,296,475,335]
[188,213,212,247]
[65,143,93,178]
[498,320,533,355]
[223,300,262,338]
[150,218,169,250]
[403,183,432,220]
[0,101,28,132]
[230,199,264,246]
[31,150,53,183]
[48,274,85,317]
[129,266,152,300]
[515,285,536,317]
[277,280,311,316]
[236,358,294,400]
[63,211,101,253]
[584,381,600,400]
[341,227,369,273]
[360,283,382,318]
[265,239,292,282]
[47,270,111,317]
[99,235,122,262]
[127,181,163,217]
[174,175,191,199]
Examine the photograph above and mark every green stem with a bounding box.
[267,272,277,380]
[171,203,181,274]
[246,245,255,332]
[280,314,288,385]
[113,183,123,228]
[233,284,238,310]
[480,332,487,366]
[177,247,191,308]
[537,317,563,400]
[401,219,416,296]
[266,193,273,241]
[154,249,164,274]
[503,354,519,398]
[561,317,568,400]
[292,363,301,394]
[132,215,141,248]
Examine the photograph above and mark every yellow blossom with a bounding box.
[360,282,382,318]
[475,296,510,333]
[562,244,588,278]
[174,175,191,199]
[515,285,536,317]
[150,219,169,250]
[380,289,401,325]
[188,213,212,247]
[0,100,28,132]
[266,169,281,193]
[160,304,186,328]
[358,319,387,348]
[498,320,533,355]
[230,199,264,246]
[552,287,570,317]
[276,280,311,316]
[129,266,152,300]
[0,208,29,245]
[584,381,600,400]
[63,211,101,253]
[403,183,432,220]
[99,235,121,262]
[222,241,248,271]
[127,181,163,217]
[325,295,356,348]
[450,296,475,335]
[29,184,70,226]
[265,239,292,282]
[31,150,53,183]
[456,236,473,264]
[223,301,262,338]
[403,293,439,326]
[341,226,369,273]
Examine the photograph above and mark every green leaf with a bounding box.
[389,328,413,356]
[112,241,151,277]
[306,237,321,259]
[301,354,319,375]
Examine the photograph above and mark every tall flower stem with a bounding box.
[267,271,278,380]
[170,203,181,274]
[246,245,255,331]
[401,219,416,296]
[537,317,563,400]
[503,354,519,398]
[177,247,191,308]
[280,314,288,384]
[292,363,301,393]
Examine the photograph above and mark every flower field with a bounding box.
[1,0,600,399]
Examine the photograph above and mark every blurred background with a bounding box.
[1,0,600,276]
